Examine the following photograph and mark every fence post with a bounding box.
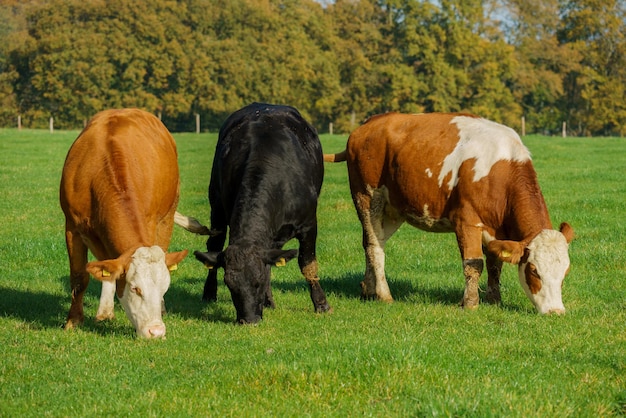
[17,115,21,130]
[195,113,200,134]
[329,122,333,135]
[521,116,525,136]
[562,122,566,138]
[49,117,54,133]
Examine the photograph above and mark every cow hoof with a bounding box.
[377,294,394,303]
[360,282,375,300]
[95,312,115,321]
[314,302,332,313]
[64,318,82,330]
[460,299,480,310]
[485,289,501,304]
[202,296,217,303]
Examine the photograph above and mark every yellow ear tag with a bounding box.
[501,250,512,258]
[204,263,214,270]
[102,269,111,277]
[275,258,286,267]
[168,264,178,272]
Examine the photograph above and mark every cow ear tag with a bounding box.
[275,258,286,267]
[102,269,111,277]
[168,264,178,272]
[204,263,214,270]
[500,250,512,258]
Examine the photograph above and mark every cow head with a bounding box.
[487,223,574,314]
[86,246,188,338]
[194,245,298,324]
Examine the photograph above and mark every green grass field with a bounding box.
[0,128,624,417]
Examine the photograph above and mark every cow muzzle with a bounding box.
[138,323,166,338]
[237,315,262,325]
[546,308,566,315]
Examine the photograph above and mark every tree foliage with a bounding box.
[0,0,624,135]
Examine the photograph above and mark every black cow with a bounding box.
[194,103,331,323]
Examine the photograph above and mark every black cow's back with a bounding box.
[197,103,331,321]
[210,103,323,243]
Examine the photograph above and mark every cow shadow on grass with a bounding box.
[271,271,466,306]
[0,278,137,336]
[165,275,235,324]
[273,271,529,313]
[73,274,238,326]
[0,274,236,336]
[0,284,67,329]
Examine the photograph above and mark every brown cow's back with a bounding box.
[346,113,461,229]
[60,108,179,258]
[60,109,186,337]
[345,112,541,235]
[330,111,572,314]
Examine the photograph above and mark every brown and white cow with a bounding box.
[60,108,188,338]
[324,112,574,314]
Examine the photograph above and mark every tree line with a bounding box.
[0,0,624,136]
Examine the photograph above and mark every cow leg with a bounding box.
[484,248,503,304]
[95,280,116,321]
[298,224,331,313]
[455,223,484,309]
[354,190,402,302]
[64,227,89,329]
[263,264,275,308]
[203,232,226,301]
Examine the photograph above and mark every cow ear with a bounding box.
[262,249,298,267]
[165,249,189,271]
[487,240,525,264]
[86,259,126,281]
[559,222,575,243]
[194,250,224,269]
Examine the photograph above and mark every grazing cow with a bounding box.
[191,103,331,324]
[60,108,188,338]
[324,112,574,314]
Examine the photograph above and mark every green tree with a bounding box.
[2,0,625,134]
[0,0,21,126]
[7,0,197,128]
[504,0,582,134]
[181,0,342,131]
[558,0,626,136]
[397,0,519,125]
[324,0,388,131]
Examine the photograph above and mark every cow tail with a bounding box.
[174,211,213,235]
[323,150,347,163]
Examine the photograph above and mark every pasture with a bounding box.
[0,127,624,416]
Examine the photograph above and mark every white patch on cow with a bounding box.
[438,116,531,190]
[360,186,397,301]
[519,230,569,314]
[425,168,433,178]
[118,246,171,338]
[96,280,116,320]
[480,228,495,245]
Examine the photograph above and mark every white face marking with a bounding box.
[425,168,433,178]
[518,230,569,314]
[118,246,171,338]
[438,116,531,190]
